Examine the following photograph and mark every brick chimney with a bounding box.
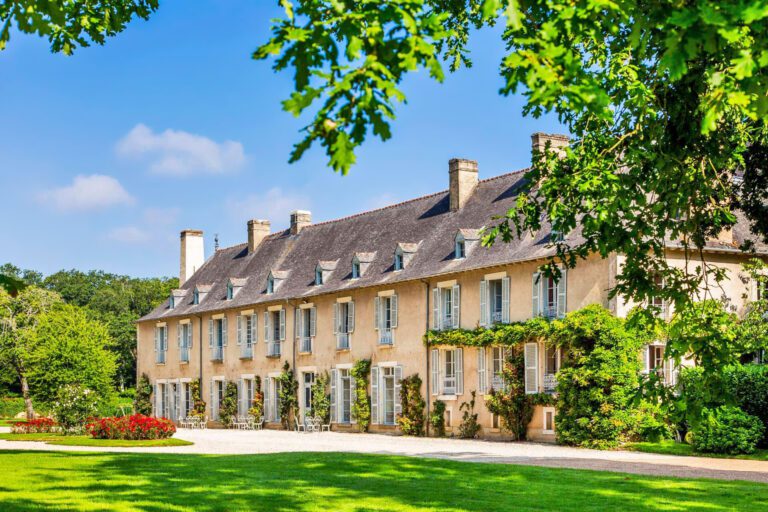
[290,210,312,235]
[247,219,271,253]
[180,229,204,285]
[531,132,570,158]
[449,158,479,212]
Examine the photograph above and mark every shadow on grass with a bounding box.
[0,451,765,511]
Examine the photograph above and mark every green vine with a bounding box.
[396,374,425,436]
[458,391,482,439]
[485,348,535,440]
[311,371,331,423]
[429,400,446,437]
[350,359,371,432]
[133,373,152,416]
[423,317,552,347]
[219,381,238,426]
[248,376,264,419]
[277,361,298,430]
[190,379,206,418]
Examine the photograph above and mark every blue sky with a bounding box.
[0,2,563,278]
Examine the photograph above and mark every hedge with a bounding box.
[0,397,25,418]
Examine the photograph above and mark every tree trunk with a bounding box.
[20,374,35,420]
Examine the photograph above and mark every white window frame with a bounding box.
[334,300,355,350]
[480,277,510,326]
[374,294,397,345]
[532,269,567,319]
[542,406,555,434]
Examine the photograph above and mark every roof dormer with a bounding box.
[314,260,338,286]
[169,289,187,309]
[455,229,480,259]
[193,284,212,305]
[394,242,419,271]
[351,252,376,279]
[266,270,289,295]
[226,278,248,300]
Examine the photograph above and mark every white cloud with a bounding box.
[39,174,135,212]
[108,226,151,244]
[116,123,246,175]
[226,187,311,228]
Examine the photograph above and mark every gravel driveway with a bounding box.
[2,427,767,483]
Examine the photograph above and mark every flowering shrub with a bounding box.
[52,384,100,434]
[11,418,56,434]
[87,414,176,440]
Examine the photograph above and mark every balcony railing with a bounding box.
[267,341,281,358]
[240,343,253,359]
[337,332,350,350]
[491,375,505,391]
[543,373,558,393]
[541,305,559,320]
[156,350,166,364]
[300,336,312,354]
[179,346,189,363]
[443,378,456,396]
[210,345,224,362]
[491,311,504,323]
[378,329,393,345]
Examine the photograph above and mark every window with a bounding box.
[542,407,555,434]
[433,285,460,330]
[169,295,175,309]
[374,295,398,345]
[208,317,227,361]
[193,290,200,305]
[532,270,566,319]
[480,277,510,326]
[642,344,678,386]
[210,379,225,421]
[182,382,193,417]
[524,342,539,394]
[430,348,464,396]
[455,235,466,259]
[266,275,274,294]
[650,274,666,317]
[394,250,404,271]
[178,322,192,363]
[265,309,285,357]
[333,369,353,423]
[315,267,323,286]
[352,260,361,279]
[295,307,316,353]
[237,314,255,359]
[544,346,560,393]
[226,282,234,300]
[371,365,402,425]
[491,346,505,390]
[302,372,315,418]
[334,301,355,350]
[155,325,167,364]
[551,230,564,243]
[264,377,281,423]
[239,378,255,416]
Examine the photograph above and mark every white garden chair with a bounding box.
[294,417,306,433]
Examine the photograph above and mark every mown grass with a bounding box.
[625,440,768,461]
[0,433,192,447]
[0,418,22,427]
[0,451,764,511]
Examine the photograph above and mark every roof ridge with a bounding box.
[304,168,530,230]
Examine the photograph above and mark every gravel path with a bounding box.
[2,427,767,484]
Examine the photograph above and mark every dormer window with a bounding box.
[226,282,234,300]
[193,290,200,305]
[455,235,466,259]
[266,275,275,294]
[551,230,565,243]
[352,260,361,279]
[394,250,404,271]
[169,295,175,309]
[315,267,323,286]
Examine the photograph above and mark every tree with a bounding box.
[26,303,116,411]
[1,0,158,54]
[256,1,768,310]
[0,286,61,418]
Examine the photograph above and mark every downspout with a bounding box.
[422,279,430,436]
[189,314,204,411]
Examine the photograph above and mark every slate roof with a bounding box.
[141,169,768,322]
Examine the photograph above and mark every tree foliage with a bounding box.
[257,1,768,309]
[396,373,425,436]
[277,361,299,429]
[134,373,153,416]
[0,0,158,54]
[26,303,116,410]
[350,358,371,432]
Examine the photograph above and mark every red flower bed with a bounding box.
[11,418,56,434]
[86,414,176,440]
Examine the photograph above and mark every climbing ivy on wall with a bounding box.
[397,374,425,436]
[277,361,298,430]
[350,359,371,432]
[423,317,551,347]
[311,371,331,423]
[190,379,206,418]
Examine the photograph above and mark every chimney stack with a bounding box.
[449,158,479,212]
[180,229,204,285]
[247,219,271,253]
[290,210,312,235]
[531,132,570,159]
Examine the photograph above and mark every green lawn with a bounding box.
[0,418,23,427]
[625,440,768,461]
[0,451,764,511]
[0,433,192,447]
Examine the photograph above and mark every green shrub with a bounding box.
[485,347,535,440]
[627,401,673,443]
[219,382,239,426]
[133,374,153,416]
[0,397,25,418]
[397,374,425,436]
[310,372,330,422]
[690,406,764,455]
[249,376,265,420]
[52,384,100,434]
[350,359,371,432]
[429,400,446,437]
[458,391,481,439]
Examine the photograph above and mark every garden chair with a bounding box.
[320,417,331,432]
[294,417,305,433]
[253,416,264,431]
[200,416,208,429]
[179,416,188,428]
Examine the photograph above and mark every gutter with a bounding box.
[422,278,430,436]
